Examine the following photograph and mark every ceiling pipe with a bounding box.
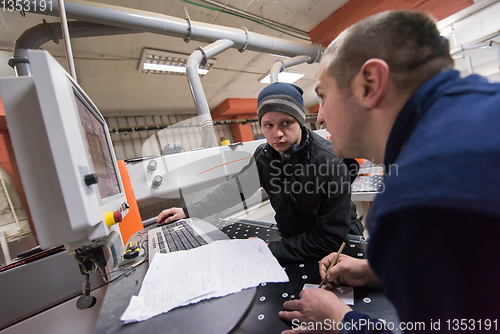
[57,0,77,81]
[186,39,235,148]
[10,21,136,76]
[450,40,500,71]
[17,0,323,149]
[449,30,500,54]
[450,40,500,55]
[24,0,323,60]
[269,55,312,83]
[491,41,500,69]
[452,54,474,74]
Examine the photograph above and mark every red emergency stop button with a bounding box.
[113,210,122,223]
[105,210,123,228]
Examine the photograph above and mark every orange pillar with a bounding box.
[230,123,254,142]
[310,0,473,47]
[212,99,258,143]
[117,160,144,244]
[309,104,320,114]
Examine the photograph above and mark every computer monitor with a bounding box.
[0,50,128,251]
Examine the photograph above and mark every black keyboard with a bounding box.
[148,219,210,263]
[158,220,208,253]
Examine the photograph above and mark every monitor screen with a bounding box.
[0,50,128,250]
[74,90,121,200]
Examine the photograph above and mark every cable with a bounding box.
[76,232,150,284]
[95,256,148,284]
[181,0,311,41]
[103,235,150,283]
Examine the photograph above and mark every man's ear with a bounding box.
[352,59,389,109]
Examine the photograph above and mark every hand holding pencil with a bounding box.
[318,242,346,289]
[319,246,381,289]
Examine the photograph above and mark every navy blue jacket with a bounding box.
[345,70,500,333]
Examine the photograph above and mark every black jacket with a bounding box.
[185,127,359,263]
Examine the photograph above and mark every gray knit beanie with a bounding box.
[257,82,306,125]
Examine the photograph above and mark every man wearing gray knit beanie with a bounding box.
[158,82,363,264]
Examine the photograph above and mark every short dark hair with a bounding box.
[323,10,454,93]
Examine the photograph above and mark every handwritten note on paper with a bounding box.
[121,239,288,323]
[121,272,220,323]
[302,283,354,305]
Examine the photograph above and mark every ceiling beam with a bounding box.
[309,0,474,47]
[211,98,257,120]
[309,104,319,114]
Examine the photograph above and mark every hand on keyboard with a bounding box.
[158,215,178,226]
[157,207,187,225]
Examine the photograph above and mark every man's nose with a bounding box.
[317,108,325,126]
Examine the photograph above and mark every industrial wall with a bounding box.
[106,114,321,161]
[106,114,257,161]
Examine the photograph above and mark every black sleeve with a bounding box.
[185,157,261,218]
[268,165,352,264]
[368,206,500,326]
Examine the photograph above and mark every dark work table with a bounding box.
[94,219,400,334]
[94,221,256,334]
[219,220,401,334]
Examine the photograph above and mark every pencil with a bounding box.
[318,242,346,289]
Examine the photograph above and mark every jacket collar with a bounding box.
[383,70,461,170]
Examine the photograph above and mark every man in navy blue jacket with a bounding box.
[279,10,500,333]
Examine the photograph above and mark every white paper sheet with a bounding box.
[302,283,354,305]
[121,238,289,323]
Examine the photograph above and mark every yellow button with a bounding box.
[104,211,116,228]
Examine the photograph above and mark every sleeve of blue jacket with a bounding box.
[341,311,393,334]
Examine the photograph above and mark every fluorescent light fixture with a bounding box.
[139,48,215,76]
[142,63,209,75]
[259,72,304,84]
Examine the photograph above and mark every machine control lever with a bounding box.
[152,175,163,187]
[84,173,98,186]
[147,160,157,171]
